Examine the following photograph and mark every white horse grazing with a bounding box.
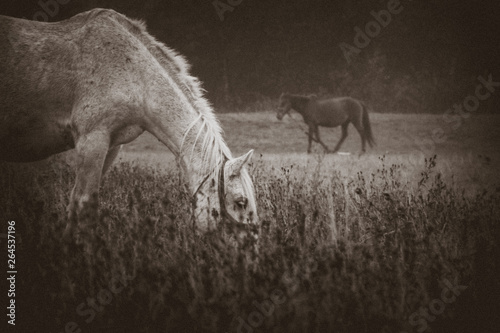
[0,9,257,237]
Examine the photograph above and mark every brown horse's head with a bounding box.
[276,92,292,120]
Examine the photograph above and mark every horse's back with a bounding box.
[0,9,153,162]
[0,9,135,115]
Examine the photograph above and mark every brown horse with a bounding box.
[277,93,375,154]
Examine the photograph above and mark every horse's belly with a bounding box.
[322,120,345,127]
[321,116,348,128]
[110,125,144,148]
[0,120,74,162]
[314,101,349,127]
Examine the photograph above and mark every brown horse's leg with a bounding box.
[314,126,330,152]
[64,130,110,240]
[352,119,366,153]
[332,122,348,153]
[307,124,314,153]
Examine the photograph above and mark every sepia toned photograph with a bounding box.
[1,0,499,332]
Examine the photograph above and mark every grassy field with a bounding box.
[124,112,500,156]
[122,112,500,193]
[2,112,500,333]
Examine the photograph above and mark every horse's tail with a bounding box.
[361,102,375,147]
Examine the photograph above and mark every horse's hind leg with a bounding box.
[352,120,366,153]
[332,122,348,153]
[314,126,330,152]
[307,124,314,153]
[64,131,110,240]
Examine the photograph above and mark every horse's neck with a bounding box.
[147,106,228,193]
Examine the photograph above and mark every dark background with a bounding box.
[1,0,499,113]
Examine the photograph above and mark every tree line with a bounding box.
[2,0,499,113]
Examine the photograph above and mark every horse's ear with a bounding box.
[227,150,253,176]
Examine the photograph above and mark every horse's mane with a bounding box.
[90,9,232,171]
[85,11,256,208]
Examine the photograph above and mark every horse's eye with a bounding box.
[235,198,248,209]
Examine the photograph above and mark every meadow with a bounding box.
[2,112,499,333]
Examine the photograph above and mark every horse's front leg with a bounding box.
[314,126,330,152]
[307,124,314,153]
[102,145,122,175]
[64,130,110,240]
[332,122,349,153]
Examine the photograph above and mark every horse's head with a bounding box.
[194,150,258,235]
[277,93,292,120]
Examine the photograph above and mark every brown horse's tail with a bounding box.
[361,102,375,148]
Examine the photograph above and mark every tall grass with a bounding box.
[1,154,499,333]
